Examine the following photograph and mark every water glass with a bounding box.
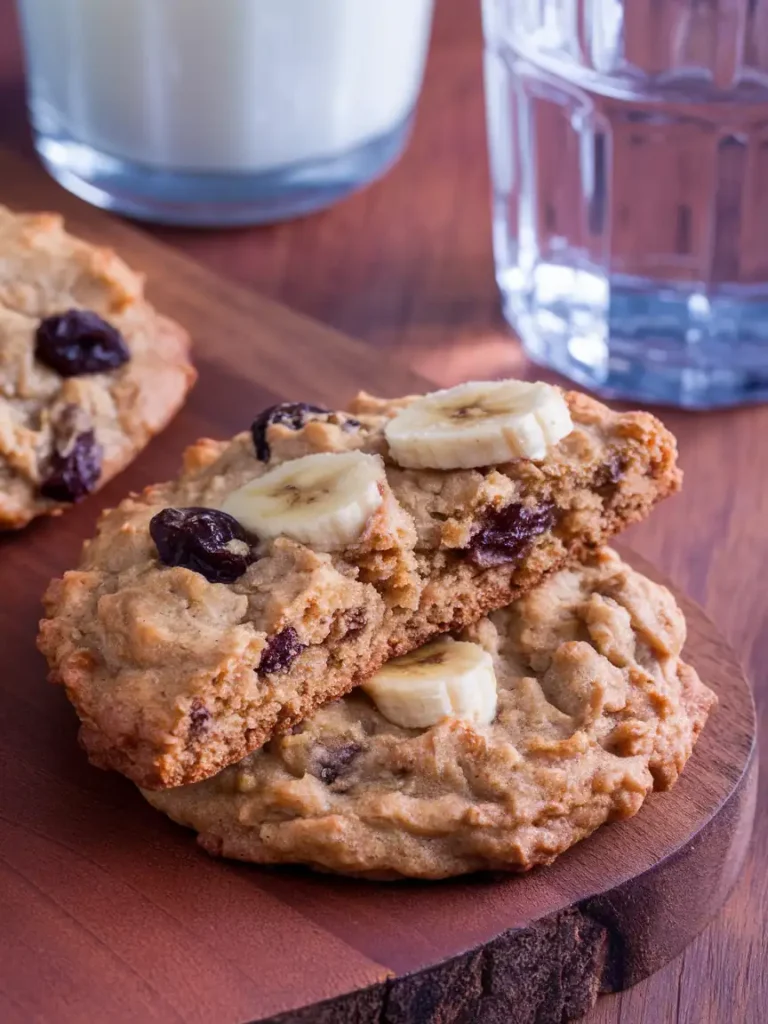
[483,0,768,408]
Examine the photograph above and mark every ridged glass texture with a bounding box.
[484,0,768,407]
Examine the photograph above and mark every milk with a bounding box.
[18,0,434,174]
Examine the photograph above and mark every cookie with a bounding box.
[38,382,681,789]
[142,549,716,879]
[0,206,196,528]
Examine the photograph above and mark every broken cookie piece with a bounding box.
[38,380,681,789]
[0,205,195,529]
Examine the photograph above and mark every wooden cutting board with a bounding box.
[0,151,757,1024]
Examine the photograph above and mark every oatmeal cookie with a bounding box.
[0,206,195,528]
[143,549,715,879]
[39,383,681,789]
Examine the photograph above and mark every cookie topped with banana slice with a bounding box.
[39,380,681,790]
[142,550,716,880]
[383,379,573,468]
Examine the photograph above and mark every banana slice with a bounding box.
[384,379,573,469]
[362,637,498,729]
[220,451,385,550]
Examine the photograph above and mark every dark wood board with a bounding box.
[3,5,766,1018]
[0,151,757,1023]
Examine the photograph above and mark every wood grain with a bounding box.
[0,0,766,1020]
[0,153,757,1024]
[0,154,757,1023]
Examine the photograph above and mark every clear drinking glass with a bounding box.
[16,0,434,227]
[483,0,768,408]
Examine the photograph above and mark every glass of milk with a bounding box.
[16,0,435,226]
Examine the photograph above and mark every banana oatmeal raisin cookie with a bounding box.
[0,205,195,528]
[39,383,681,789]
[143,549,715,879]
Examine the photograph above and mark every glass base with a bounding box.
[499,263,768,410]
[32,114,414,227]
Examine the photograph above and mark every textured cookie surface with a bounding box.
[143,550,716,879]
[0,205,195,528]
[39,388,681,789]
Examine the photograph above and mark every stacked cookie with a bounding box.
[38,374,716,879]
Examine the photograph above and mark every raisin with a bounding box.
[259,627,305,674]
[311,742,362,786]
[150,507,254,584]
[35,309,130,377]
[188,700,211,739]
[465,501,557,568]
[40,428,102,502]
[250,402,330,461]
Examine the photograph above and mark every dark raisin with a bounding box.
[250,402,330,461]
[40,428,102,502]
[311,742,362,786]
[340,416,362,432]
[35,309,130,377]
[258,626,305,674]
[149,507,254,584]
[465,501,557,568]
[188,699,211,739]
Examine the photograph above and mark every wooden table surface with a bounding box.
[0,2,764,1023]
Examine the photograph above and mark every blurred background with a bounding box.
[0,0,504,388]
